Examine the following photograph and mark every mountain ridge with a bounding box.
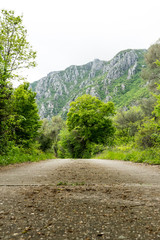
[31,48,148,119]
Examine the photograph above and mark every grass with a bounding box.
[94,147,160,165]
[0,146,55,166]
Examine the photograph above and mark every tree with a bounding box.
[0,53,12,153]
[11,82,41,147]
[38,116,65,154]
[114,106,144,142]
[67,94,115,144]
[66,94,115,150]
[58,128,83,158]
[0,10,37,153]
[133,58,160,149]
[58,128,104,158]
[135,119,160,149]
[141,41,160,92]
[58,95,115,158]
[140,97,156,117]
[0,10,36,80]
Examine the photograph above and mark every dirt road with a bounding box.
[0,159,160,240]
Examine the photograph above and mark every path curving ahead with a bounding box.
[0,159,160,239]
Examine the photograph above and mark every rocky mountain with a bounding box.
[31,49,148,119]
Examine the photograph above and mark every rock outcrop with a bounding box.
[31,49,147,119]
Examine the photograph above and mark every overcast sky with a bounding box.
[1,0,160,84]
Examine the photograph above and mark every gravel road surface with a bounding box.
[0,159,160,240]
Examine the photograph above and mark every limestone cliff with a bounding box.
[31,49,148,119]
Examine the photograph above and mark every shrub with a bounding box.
[135,119,160,148]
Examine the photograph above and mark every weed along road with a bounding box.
[0,159,160,240]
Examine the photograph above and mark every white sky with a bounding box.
[1,0,160,84]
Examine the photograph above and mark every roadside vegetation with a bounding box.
[1,10,160,165]
[0,10,54,165]
[95,41,160,164]
[56,41,160,164]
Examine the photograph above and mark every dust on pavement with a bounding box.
[0,159,160,240]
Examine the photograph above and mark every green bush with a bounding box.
[57,129,86,158]
[94,146,160,165]
[57,128,105,159]
[0,143,55,166]
[135,119,160,148]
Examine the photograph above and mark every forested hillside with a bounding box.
[31,49,148,119]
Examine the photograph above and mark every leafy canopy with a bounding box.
[0,10,38,153]
[38,116,65,153]
[0,9,36,80]
[67,94,115,144]
[141,41,160,92]
[12,82,41,147]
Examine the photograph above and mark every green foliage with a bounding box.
[2,11,160,166]
[135,119,160,149]
[94,146,160,165]
[106,72,149,109]
[57,128,105,159]
[153,84,160,118]
[0,10,38,156]
[58,95,115,158]
[0,79,13,153]
[140,97,156,117]
[141,41,160,92]
[38,132,53,152]
[114,106,144,144]
[0,44,13,153]
[67,94,115,144]
[145,41,160,69]
[37,116,65,154]
[96,43,160,165]
[11,82,41,147]
[134,80,160,149]
[0,144,55,166]
[0,9,36,80]
[0,10,55,166]
[58,129,83,158]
